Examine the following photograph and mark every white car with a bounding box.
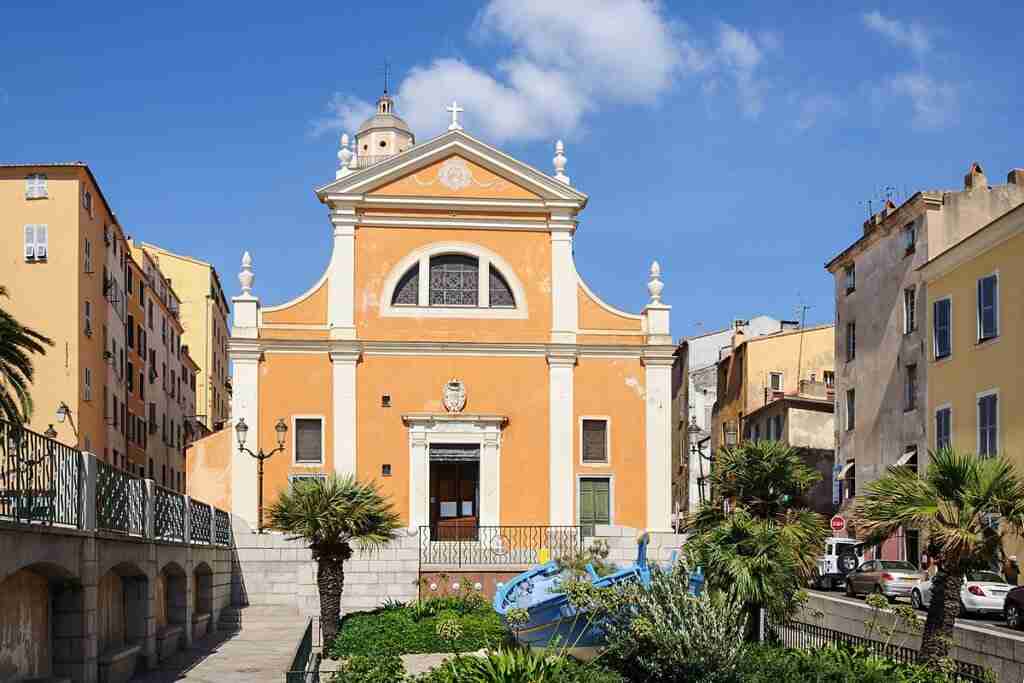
[911,570,1014,615]
[813,537,864,590]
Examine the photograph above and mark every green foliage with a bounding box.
[413,580,488,616]
[328,603,509,659]
[736,644,987,683]
[411,648,623,683]
[330,654,405,683]
[0,285,53,424]
[863,593,922,649]
[594,565,748,682]
[556,539,618,578]
[381,597,408,611]
[683,441,827,626]
[267,474,401,558]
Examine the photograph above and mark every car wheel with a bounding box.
[958,600,967,617]
[1006,603,1022,629]
[911,590,923,610]
[845,579,856,597]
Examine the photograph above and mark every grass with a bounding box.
[328,602,511,658]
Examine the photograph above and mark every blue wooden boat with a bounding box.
[494,532,697,659]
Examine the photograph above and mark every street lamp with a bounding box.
[235,417,288,533]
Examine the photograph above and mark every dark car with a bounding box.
[1004,585,1024,628]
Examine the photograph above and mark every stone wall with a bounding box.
[801,591,1024,682]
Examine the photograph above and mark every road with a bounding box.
[807,587,1023,637]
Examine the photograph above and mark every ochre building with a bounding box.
[189,93,676,533]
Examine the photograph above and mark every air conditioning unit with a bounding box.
[24,244,35,260]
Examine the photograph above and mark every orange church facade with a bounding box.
[189,94,675,534]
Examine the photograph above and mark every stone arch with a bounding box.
[0,562,83,681]
[192,561,214,640]
[155,561,187,660]
[97,562,149,661]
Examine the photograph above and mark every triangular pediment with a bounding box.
[316,130,587,207]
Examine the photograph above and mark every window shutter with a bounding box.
[36,225,47,259]
[582,419,607,463]
[295,418,322,462]
[24,225,35,259]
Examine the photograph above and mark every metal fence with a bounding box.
[769,619,990,683]
[190,499,212,544]
[419,525,584,567]
[154,485,186,542]
[0,420,81,527]
[215,508,232,545]
[96,461,147,536]
[284,617,321,683]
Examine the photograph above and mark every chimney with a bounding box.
[732,327,746,349]
[1008,169,1024,186]
[964,162,987,190]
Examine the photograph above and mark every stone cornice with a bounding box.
[253,338,648,359]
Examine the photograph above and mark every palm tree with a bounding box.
[267,474,401,645]
[0,285,53,425]
[855,449,1024,666]
[683,441,828,635]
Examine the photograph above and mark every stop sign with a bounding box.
[830,515,846,532]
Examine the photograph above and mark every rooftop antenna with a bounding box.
[795,294,812,388]
[383,62,391,95]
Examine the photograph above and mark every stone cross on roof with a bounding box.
[446,100,464,131]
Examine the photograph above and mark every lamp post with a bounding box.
[234,417,288,533]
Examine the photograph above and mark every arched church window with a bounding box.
[429,255,478,306]
[489,266,515,307]
[392,264,419,305]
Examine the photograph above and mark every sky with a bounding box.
[3,1,1023,339]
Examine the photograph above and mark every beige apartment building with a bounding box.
[1,162,198,488]
[140,243,231,431]
[825,164,1024,556]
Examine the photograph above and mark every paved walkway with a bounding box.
[131,608,307,683]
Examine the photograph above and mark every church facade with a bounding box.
[200,92,676,534]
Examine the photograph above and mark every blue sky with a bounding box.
[3,1,1023,339]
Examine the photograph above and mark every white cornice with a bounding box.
[357,216,551,232]
[236,337,654,359]
[402,413,508,427]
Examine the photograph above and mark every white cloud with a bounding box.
[794,94,842,131]
[862,11,931,57]
[312,1,779,143]
[883,73,958,129]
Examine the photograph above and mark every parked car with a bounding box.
[1003,585,1024,628]
[911,571,1013,616]
[814,537,864,590]
[845,559,926,600]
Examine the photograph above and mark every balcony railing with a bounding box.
[0,418,233,546]
[419,525,584,567]
[353,154,395,169]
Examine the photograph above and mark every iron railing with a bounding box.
[284,617,321,683]
[419,525,584,567]
[769,619,990,683]
[154,485,185,542]
[190,498,212,544]
[96,461,147,536]
[0,420,81,527]
[354,154,394,169]
[215,507,232,545]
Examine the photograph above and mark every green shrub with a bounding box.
[596,565,748,682]
[330,653,405,683]
[557,539,618,578]
[412,648,623,683]
[328,603,509,658]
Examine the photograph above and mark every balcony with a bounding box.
[354,154,396,169]
[418,524,583,568]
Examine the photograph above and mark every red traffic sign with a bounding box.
[830,515,846,532]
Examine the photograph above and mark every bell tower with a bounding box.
[353,71,415,163]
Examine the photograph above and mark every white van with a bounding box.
[814,537,864,590]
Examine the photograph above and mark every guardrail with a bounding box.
[419,525,584,567]
[0,418,233,546]
[284,616,321,683]
[769,618,990,683]
[0,420,82,527]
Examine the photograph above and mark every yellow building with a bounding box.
[140,243,231,431]
[188,92,678,534]
[923,203,1024,555]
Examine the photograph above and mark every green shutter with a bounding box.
[579,478,610,534]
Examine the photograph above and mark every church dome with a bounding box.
[357,110,412,136]
[353,91,415,161]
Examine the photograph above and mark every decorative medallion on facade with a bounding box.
[437,157,473,190]
[443,379,467,413]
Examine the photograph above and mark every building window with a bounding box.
[936,406,952,451]
[84,301,93,337]
[148,299,154,329]
[977,274,998,342]
[903,287,916,333]
[25,174,48,199]
[902,222,917,255]
[489,266,515,307]
[83,188,93,217]
[392,264,419,305]
[933,298,951,359]
[126,269,133,296]
[84,238,93,273]
[845,322,856,361]
[844,265,855,294]
[978,391,998,457]
[581,418,609,464]
[127,362,134,393]
[126,315,135,348]
[84,367,92,401]
[845,388,855,431]
[769,372,783,392]
[294,417,324,464]
[838,460,856,499]
[904,364,917,411]
[823,371,835,389]
[429,255,478,306]
[23,224,48,261]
